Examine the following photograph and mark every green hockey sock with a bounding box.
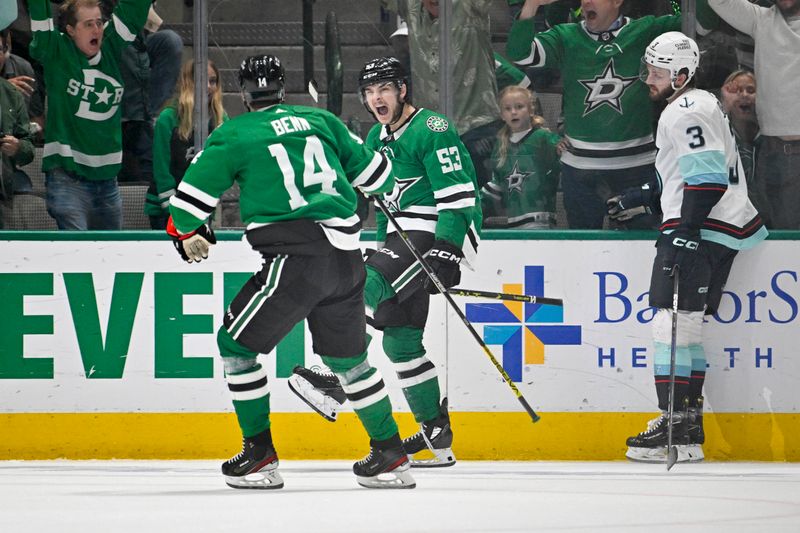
[384,326,441,423]
[321,352,398,441]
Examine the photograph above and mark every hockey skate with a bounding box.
[287,365,347,422]
[353,434,416,489]
[687,397,705,462]
[222,430,284,490]
[403,398,456,468]
[625,411,697,464]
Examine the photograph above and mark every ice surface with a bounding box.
[1,461,799,532]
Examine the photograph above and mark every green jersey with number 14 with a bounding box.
[366,108,482,268]
[170,104,394,250]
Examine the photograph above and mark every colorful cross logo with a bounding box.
[466,265,581,382]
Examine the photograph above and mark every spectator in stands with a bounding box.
[494,52,532,92]
[727,0,774,71]
[401,0,502,188]
[708,0,800,229]
[0,29,45,141]
[481,85,560,229]
[0,76,35,228]
[506,0,718,229]
[719,69,768,222]
[115,2,182,184]
[145,59,227,229]
[29,0,150,230]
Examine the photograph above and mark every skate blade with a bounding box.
[409,447,456,468]
[356,463,416,489]
[685,444,704,462]
[626,445,694,464]
[287,374,341,422]
[224,469,284,490]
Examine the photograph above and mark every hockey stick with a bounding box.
[449,288,563,306]
[666,266,680,471]
[374,197,540,423]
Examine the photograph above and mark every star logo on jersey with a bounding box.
[68,69,124,122]
[505,162,528,194]
[578,60,638,117]
[426,116,449,133]
[383,177,420,212]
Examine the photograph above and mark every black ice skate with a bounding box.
[288,365,347,422]
[687,396,705,462]
[222,430,283,490]
[353,434,416,489]
[625,411,694,464]
[403,398,456,468]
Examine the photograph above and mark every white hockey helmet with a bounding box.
[642,31,700,90]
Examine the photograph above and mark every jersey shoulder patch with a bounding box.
[425,114,449,133]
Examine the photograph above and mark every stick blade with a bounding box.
[666,445,678,471]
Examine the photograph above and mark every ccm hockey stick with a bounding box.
[374,196,540,423]
[666,266,680,471]
[450,288,563,306]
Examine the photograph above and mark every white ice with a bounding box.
[1,461,799,533]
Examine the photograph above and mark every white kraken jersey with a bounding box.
[656,88,767,250]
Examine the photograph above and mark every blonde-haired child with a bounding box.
[481,85,560,229]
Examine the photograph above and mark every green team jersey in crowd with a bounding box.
[29,0,150,180]
[507,15,682,170]
[366,108,482,268]
[145,105,229,217]
[482,128,561,226]
[170,104,394,250]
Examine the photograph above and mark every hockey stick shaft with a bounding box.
[374,197,540,423]
[666,266,680,471]
[450,288,563,306]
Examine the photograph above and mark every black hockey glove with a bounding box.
[659,229,700,278]
[607,182,658,222]
[166,216,217,263]
[423,240,463,294]
[363,247,377,262]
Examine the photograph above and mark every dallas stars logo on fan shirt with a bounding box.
[66,69,124,121]
[578,59,638,117]
[505,162,528,194]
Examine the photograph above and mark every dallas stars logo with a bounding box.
[384,177,420,211]
[68,69,123,122]
[505,162,527,194]
[578,59,638,117]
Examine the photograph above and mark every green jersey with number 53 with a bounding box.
[366,108,482,268]
[169,104,394,250]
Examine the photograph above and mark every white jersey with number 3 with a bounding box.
[656,88,767,250]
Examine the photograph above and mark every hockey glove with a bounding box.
[607,182,657,222]
[659,229,700,278]
[166,216,217,263]
[423,240,463,294]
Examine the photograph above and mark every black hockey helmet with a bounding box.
[357,57,410,122]
[239,54,285,109]
[358,56,408,96]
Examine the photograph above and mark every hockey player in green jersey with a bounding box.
[29,0,151,230]
[481,85,561,228]
[289,57,482,468]
[167,55,413,490]
[506,0,718,229]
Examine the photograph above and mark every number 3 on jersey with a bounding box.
[686,126,705,149]
[268,135,337,209]
[436,146,462,174]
